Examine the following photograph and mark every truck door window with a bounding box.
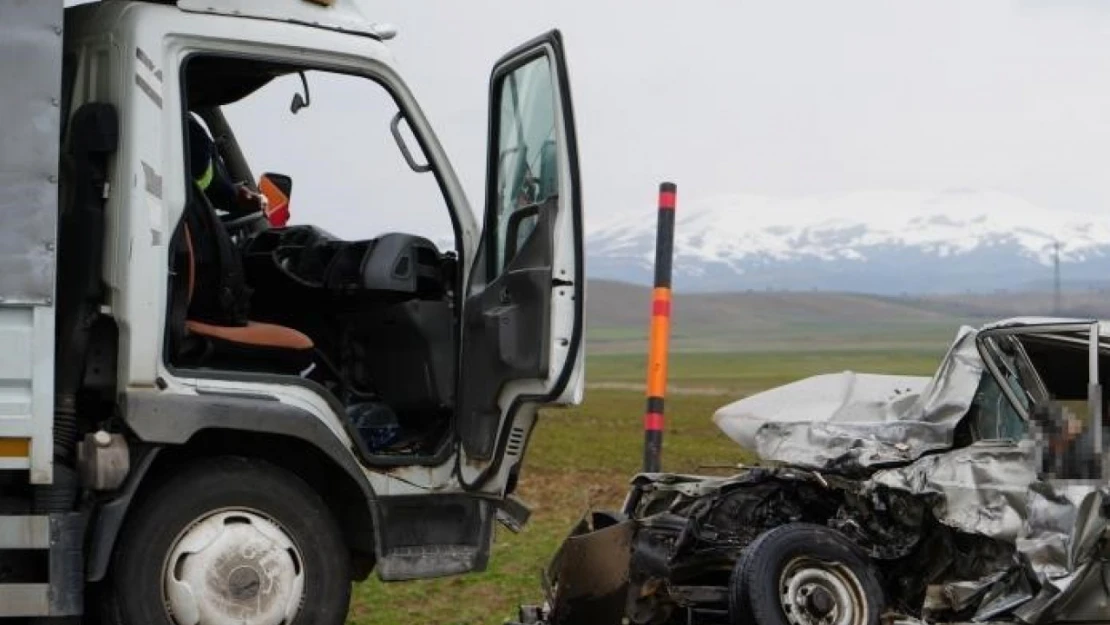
[490,55,558,278]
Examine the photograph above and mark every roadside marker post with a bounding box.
[643,182,677,473]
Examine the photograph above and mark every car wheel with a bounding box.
[729,523,884,625]
[103,456,351,625]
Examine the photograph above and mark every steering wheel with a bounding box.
[220,210,268,238]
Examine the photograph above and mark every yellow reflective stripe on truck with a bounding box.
[0,438,30,457]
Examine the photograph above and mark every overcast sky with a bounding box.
[66,0,1110,240]
[378,0,1110,227]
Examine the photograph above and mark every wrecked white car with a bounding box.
[522,318,1110,625]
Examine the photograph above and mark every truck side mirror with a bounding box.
[259,172,292,227]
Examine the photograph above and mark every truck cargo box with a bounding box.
[0,0,64,483]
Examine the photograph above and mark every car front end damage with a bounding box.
[515,319,1110,625]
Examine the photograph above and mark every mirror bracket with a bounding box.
[291,71,312,114]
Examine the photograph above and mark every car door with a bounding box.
[456,30,585,480]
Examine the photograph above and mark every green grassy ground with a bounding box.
[348,347,945,625]
[582,280,990,354]
[587,320,969,354]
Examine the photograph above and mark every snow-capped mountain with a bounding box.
[587,189,1110,294]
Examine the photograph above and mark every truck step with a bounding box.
[0,513,84,617]
[0,515,50,549]
[0,584,50,618]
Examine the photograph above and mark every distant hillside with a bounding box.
[888,289,1110,319]
[585,279,1110,354]
[587,189,1110,294]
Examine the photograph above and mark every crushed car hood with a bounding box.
[705,322,1110,622]
[712,326,985,472]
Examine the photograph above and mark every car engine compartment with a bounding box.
[614,469,1043,625]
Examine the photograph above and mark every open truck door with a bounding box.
[457,30,585,478]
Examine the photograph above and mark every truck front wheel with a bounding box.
[103,456,351,625]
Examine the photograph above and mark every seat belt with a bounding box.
[167,221,191,353]
[183,187,253,327]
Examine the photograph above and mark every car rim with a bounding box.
[162,509,306,625]
[778,556,868,625]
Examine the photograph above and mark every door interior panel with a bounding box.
[456,199,555,460]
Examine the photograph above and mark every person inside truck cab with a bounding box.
[174,113,316,375]
[187,114,268,217]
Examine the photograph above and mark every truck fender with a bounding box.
[86,446,161,582]
[87,390,382,582]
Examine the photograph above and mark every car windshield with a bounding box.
[968,370,1029,441]
[982,335,1039,415]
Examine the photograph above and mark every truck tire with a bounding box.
[728,523,883,625]
[103,456,351,625]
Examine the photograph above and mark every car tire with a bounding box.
[102,456,351,625]
[729,522,884,625]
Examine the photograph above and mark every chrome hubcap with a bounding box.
[163,510,305,625]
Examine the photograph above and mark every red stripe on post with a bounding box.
[644,412,665,431]
[652,298,671,317]
[659,191,676,210]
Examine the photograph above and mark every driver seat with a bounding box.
[181,224,315,374]
[173,115,315,375]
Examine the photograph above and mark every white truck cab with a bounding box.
[0,0,585,622]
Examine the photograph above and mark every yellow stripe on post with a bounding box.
[642,182,678,474]
[0,438,30,458]
[647,314,671,396]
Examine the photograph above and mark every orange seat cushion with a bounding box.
[185,320,314,350]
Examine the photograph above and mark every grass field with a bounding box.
[582,280,993,354]
[348,347,946,625]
